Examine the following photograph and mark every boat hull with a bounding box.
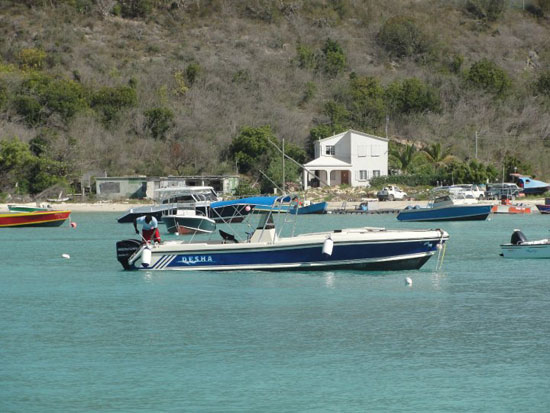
[536,204,550,214]
[500,244,550,258]
[0,210,71,227]
[118,229,448,272]
[292,201,328,215]
[397,205,492,222]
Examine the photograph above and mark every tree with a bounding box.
[465,0,505,22]
[143,107,175,140]
[229,126,278,174]
[420,142,456,168]
[389,143,426,173]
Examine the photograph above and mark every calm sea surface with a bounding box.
[1,212,550,412]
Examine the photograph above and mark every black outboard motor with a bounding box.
[116,239,142,270]
[510,230,527,245]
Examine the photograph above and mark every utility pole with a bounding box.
[475,131,478,160]
[282,138,285,194]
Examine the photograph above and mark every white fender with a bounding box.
[322,237,334,256]
[142,246,152,268]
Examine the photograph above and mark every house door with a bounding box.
[341,170,350,185]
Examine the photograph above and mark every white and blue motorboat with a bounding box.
[397,195,492,222]
[117,195,449,272]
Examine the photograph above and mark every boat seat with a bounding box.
[219,229,238,243]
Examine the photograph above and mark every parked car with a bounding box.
[485,183,521,200]
[377,185,407,201]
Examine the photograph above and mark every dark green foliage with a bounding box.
[385,78,441,115]
[0,80,7,109]
[229,126,276,174]
[534,71,550,97]
[323,101,351,129]
[119,0,153,18]
[465,0,505,22]
[294,39,346,77]
[346,76,386,127]
[91,85,137,124]
[321,38,346,77]
[233,180,261,197]
[15,74,87,124]
[14,95,43,126]
[41,79,88,121]
[467,58,511,96]
[185,63,201,86]
[143,107,175,140]
[0,137,67,194]
[29,129,58,157]
[503,153,534,179]
[377,16,430,58]
[442,159,498,184]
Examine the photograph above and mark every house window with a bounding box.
[357,145,367,157]
[371,145,381,157]
[359,170,368,181]
[325,145,335,156]
[372,170,381,177]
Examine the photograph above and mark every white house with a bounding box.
[302,129,388,189]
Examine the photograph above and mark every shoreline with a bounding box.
[1,197,546,213]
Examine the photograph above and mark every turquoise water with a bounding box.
[1,212,550,412]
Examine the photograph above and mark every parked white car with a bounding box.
[377,185,407,201]
[432,184,485,200]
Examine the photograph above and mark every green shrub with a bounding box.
[41,79,88,122]
[17,48,47,71]
[14,95,43,126]
[377,16,430,58]
[321,38,346,77]
[346,75,386,127]
[91,85,137,124]
[0,80,8,110]
[534,71,550,97]
[295,44,316,70]
[233,180,260,197]
[467,58,511,96]
[385,78,441,115]
[143,107,175,140]
[185,62,201,86]
[119,0,153,18]
[465,0,505,22]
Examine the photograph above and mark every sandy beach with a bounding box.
[1,197,546,213]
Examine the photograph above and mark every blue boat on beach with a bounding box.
[397,195,492,222]
[511,173,550,195]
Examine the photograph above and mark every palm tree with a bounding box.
[420,142,456,168]
[389,143,423,173]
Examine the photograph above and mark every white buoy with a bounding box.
[322,237,334,256]
[62,253,70,259]
[141,246,152,268]
[405,277,412,286]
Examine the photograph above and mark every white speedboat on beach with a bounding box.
[116,195,449,272]
[500,229,550,258]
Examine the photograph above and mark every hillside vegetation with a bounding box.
[1,0,550,196]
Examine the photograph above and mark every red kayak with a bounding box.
[0,210,71,227]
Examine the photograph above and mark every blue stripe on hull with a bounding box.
[146,239,441,271]
[397,205,492,222]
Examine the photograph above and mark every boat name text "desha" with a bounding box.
[179,255,214,264]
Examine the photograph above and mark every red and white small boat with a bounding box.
[491,199,531,214]
[0,210,71,227]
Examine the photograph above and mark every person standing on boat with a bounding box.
[133,214,161,244]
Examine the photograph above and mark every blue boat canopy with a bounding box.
[211,195,293,209]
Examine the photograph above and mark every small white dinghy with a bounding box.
[500,229,550,258]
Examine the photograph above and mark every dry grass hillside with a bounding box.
[1,0,550,193]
